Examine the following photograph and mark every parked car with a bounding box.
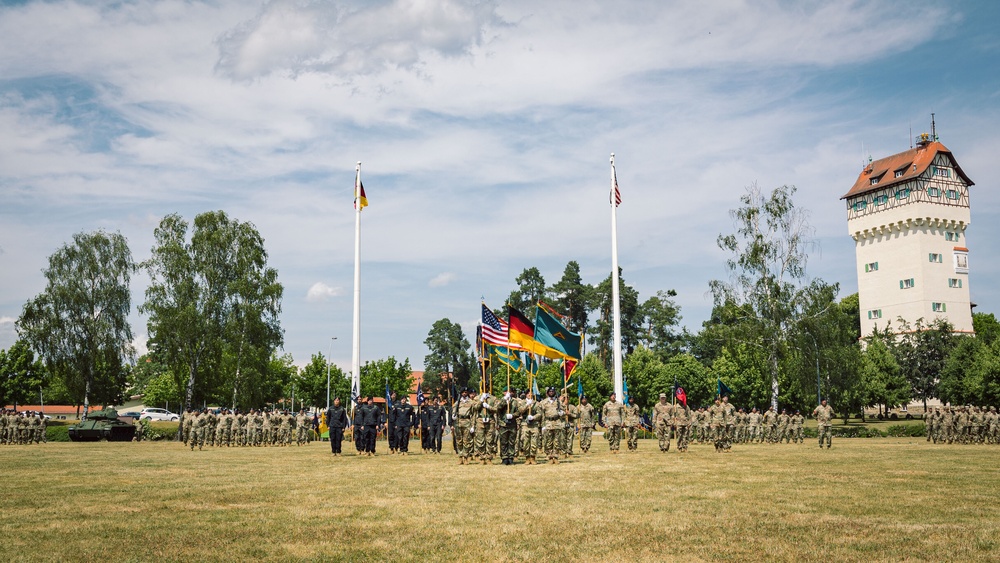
[140,408,180,421]
[120,411,142,419]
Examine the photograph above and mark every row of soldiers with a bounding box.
[925,405,1000,444]
[181,408,314,450]
[676,405,808,445]
[0,409,47,445]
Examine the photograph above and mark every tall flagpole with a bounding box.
[351,161,362,406]
[610,153,623,403]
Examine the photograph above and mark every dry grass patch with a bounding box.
[2,438,999,562]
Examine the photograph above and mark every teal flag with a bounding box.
[718,379,732,398]
[533,306,581,360]
[623,376,629,404]
[490,345,522,372]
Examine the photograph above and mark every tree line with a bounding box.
[421,184,1000,417]
[2,211,415,416]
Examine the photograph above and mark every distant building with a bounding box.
[843,132,975,337]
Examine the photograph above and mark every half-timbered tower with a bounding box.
[843,134,974,337]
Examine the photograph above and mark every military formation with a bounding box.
[180,407,315,450]
[1,409,47,445]
[924,405,1000,444]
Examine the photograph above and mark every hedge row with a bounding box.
[800,425,925,438]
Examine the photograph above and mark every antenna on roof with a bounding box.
[909,122,913,149]
[931,112,937,141]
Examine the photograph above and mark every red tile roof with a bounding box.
[842,141,974,200]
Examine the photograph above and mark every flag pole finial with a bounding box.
[610,152,614,164]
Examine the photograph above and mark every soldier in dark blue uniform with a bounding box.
[394,397,416,455]
[426,397,445,454]
[360,397,381,456]
[325,397,349,456]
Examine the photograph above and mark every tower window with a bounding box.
[900,278,915,289]
[948,278,963,288]
[945,232,960,242]
[874,194,888,205]
[929,253,942,263]
[870,178,879,186]
[895,188,910,200]
[895,170,904,178]
[864,262,879,273]
[927,187,940,197]
[932,302,947,313]
[867,309,883,320]
[933,167,951,178]
[853,200,867,211]
[954,251,969,274]
[946,189,959,200]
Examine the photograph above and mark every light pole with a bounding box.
[326,337,338,411]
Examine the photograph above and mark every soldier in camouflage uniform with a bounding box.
[453,388,476,464]
[560,392,578,457]
[813,399,834,449]
[189,410,205,450]
[473,392,498,464]
[790,410,804,443]
[721,396,735,451]
[653,393,673,452]
[519,392,544,464]
[777,409,791,443]
[988,406,999,444]
[763,406,778,443]
[623,397,641,452]
[577,396,596,453]
[541,387,564,464]
[496,389,520,465]
[296,409,310,445]
[747,407,762,443]
[673,402,692,452]
[708,399,724,452]
[602,393,624,453]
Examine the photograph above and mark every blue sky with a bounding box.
[2,0,999,374]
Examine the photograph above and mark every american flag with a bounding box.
[481,303,509,347]
[611,162,621,207]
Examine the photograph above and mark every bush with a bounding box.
[46,425,71,442]
[886,424,925,438]
[144,422,179,441]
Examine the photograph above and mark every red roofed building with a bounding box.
[843,130,974,337]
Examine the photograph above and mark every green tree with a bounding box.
[507,267,546,320]
[709,183,817,411]
[640,289,682,358]
[0,340,46,408]
[141,212,284,429]
[859,335,909,416]
[297,352,348,409]
[359,357,414,403]
[17,230,135,413]
[622,346,665,410]
[662,353,712,408]
[141,371,183,411]
[892,318,955,412]
[973,313,1000,346]
[423,318,476,393]
[548,261,592,336]
[590,269,642,369]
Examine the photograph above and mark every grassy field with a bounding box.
[1,436,997,562]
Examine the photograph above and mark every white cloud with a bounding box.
[306,282,343,302]
[429,272,456,288]
[215,0,501,81]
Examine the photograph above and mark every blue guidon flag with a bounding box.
[417,383,425,406]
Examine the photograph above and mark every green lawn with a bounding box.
[1,437,996,562]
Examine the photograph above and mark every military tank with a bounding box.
[68,406,137,442]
